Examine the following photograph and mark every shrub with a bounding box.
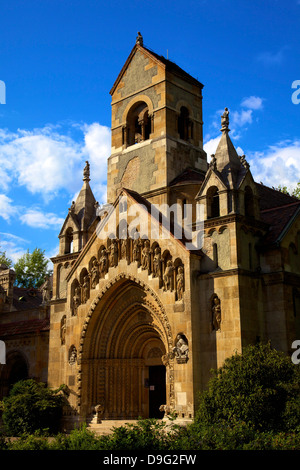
[2,379,65,436]
[195,342,300,433]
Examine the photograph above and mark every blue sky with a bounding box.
[0,0,300,265]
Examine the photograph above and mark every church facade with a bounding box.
[1,34,300,428]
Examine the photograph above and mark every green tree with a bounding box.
[0,246,13,268]
[278,182,300,199]
[1,379,65,436]
[14,248,51,288]
[195,342,300,433]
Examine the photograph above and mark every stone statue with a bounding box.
[141,239,151,271]
[176,266,184,300]
[82,275,90,303]
[90,259,99,289]
[221,107,229,130]
[172,334,189,362]
[109,239,118,268]
[136,31,143,46]
[94,404,104,423]
[163,260,174,291]
[60,316,66,345]
[42,276,51,304]
[99,249,108,277]
[69,200,75,213]
[72,286,81,315]
[212,295,221,331]
[153,246,162,279]
[83,160,90,181]
[120,228,128,260]
[69,346,77,365]
[132,236,142,266]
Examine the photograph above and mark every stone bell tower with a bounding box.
[107,33,207,206]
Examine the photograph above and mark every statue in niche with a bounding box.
[69,346,77,365]
[176,266,184,300]
[82,275,90,303]
[60,316,66,345]
[132,236,142,266]
[72,286,81,315]
[90,259,99,289]
[212,295,221,331]
[163,259,174,291]
[99,249,108,277]
[153,246,162,279]
[172,334,189,362]
[109,239,118,267]
[120,228,128,260]
[141,239,151,271]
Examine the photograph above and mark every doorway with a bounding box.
[148,365,166,418]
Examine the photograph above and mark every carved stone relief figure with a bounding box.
[163,260,174,291]
[99,249,108,277]
[172,334,189,363]
[82,275,90,303]
[153,246,162,279]
[42,276,51,304]
[90,259,99,289]
[211,295,221,331]
[69,346,77,365]
[72,286,81,315]
[109,239,118,268]
[132,236,142,266]
[141,239,151,271]
[176,266,184,300]
[60,316,66,345]
[120,228,129,261]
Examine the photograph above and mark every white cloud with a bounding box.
[231,109,253,127]
[21,209,65,229]
[0,122,111,199]
[241,96,264,110]
[248,139,300,189]
[0,194,18,221]
[0,232,28,264]
[256,48,287,66]
[204,136,221,158]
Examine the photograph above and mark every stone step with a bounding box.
[87,419,139,435]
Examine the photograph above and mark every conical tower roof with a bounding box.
[212,108,248,188]
[69,161,97,231]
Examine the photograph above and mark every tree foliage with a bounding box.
[0,246,13,268]
[195,342,300,432]
[277,182,300,199]
[1,379,65,436]
[13,248,51,288]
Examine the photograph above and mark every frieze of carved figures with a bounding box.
[163,260,174,291]
[211,295,221,331]
[72,286,81,315]
[99,248,108,277]
[69,346,77,365]
[90,259,99,289]
[172,334,189,363]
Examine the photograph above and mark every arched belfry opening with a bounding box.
[79,276,172,420]
[124,101,152,147]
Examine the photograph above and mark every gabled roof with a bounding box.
[260,199,300,246]
[169,168,206,187]
[0,317,49,337]
[110,41,203,96]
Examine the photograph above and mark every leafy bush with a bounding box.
[2,379,65,436]
[195,342,300,433]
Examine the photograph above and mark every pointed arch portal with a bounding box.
[79,274,173,420]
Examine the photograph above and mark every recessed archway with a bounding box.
[78,274,173,420]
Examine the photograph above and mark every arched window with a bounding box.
[244,186,255,217]
[65,227,73,254]
[207,186,220,219]
[178,106,192,141]
[125,102,152,147]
